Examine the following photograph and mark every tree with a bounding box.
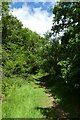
[2,2,46,77]
[51,2,80,95]
[51,2,80,45]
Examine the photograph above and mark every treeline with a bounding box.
[2,2,46,78]
[50,2,80,96]
[2,2,80,97]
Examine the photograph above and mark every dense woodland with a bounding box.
[1,2,80,118]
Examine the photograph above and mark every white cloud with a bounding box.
[10,3,53,36]
[0,16,1,20]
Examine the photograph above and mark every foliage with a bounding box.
[2,3,45,77]
[51,2,80,45]
[50,2,80,95]
[1,2,80,118]
[2,2,80,94]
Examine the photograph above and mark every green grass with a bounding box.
[2,79,51,118]
[0,101,2,119]
[2,77,80,118]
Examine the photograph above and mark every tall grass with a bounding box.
[2,78,50,118]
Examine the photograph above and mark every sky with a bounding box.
[10,2,55,36]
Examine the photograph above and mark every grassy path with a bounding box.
[2,80,55,118]
[2,79,69,118]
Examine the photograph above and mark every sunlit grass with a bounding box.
[2,79,50,118]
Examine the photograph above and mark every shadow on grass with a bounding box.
[50,85,80,118]
[36,106,58,119]
[35,79,80,118]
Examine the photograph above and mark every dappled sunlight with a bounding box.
[2,2,80,118]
